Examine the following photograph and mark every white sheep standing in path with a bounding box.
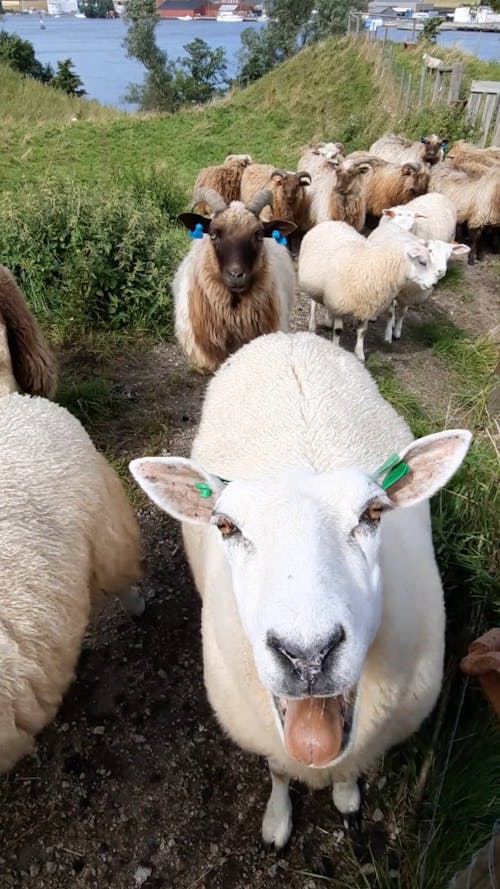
[131,332,471,848]
[0,273,144,772]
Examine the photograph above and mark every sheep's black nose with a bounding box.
[228,269,246,281]
[267,628,345,692]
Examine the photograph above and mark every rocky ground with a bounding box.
[0,255,498,889]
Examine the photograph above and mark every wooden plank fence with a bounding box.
[467,80,500,147]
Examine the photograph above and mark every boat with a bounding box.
[176,13,193,19]
[216,4,244,21]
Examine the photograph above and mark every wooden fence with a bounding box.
[347,15,500,146]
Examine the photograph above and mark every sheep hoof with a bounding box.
[120,585,146,618]
[261,794,293,850]
[333,778,362,830]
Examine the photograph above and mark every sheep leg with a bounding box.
[118,584,145,618]
[383,301,396,343]
[468,227,482,265]
[354,319,368,362]
[324,309,334,329]
[333,318,343,345]
[308,300,318,333]
[262,759,292,849]
[394,304,408,340]
[332,778,362,830]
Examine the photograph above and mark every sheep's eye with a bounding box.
[360,502,383,525]
[209,230,219,241]
[255,231,264,242]
[418,256,428,267]
[216,516,239,538]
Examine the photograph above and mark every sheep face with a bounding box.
[179,203,295,295]
[381,206,416,231]
[401,162,431,197]
[271,170,311,216]
[426,240,470,278]
[420,134,446,166]
[130,430,471,769]
[334,162,370,194]
[402,241,438,291]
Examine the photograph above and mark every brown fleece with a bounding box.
[0,266,57,398]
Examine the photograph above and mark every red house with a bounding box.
[157,0,216,17]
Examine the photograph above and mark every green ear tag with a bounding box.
[372,453,400,480]
[195,482,212,499]
[381,460,409,490]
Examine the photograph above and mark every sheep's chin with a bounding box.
[271,687,358,769]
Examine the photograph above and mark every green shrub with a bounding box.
[0,177,186,337]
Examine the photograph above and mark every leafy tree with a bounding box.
[0,31,53,82]
[418,15,446,43]
[306,0,366,42]
[78,0,114,17]
[123,0,177,111]
[52,58,86,96]
[238,0,315,86]
[173,38,228,106]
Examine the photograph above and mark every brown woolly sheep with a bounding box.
[240,165,312,229]
[445,141,500,175]
[429,164,500,263]
[370,133,446,167]
[328,158,372,231]
[173,187,296,372]
[298,142,346,226]
[348,156,430,219]
[193,154,253,214]
[0,266,57,399]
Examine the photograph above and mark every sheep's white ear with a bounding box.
[405,242,428,259]
[129,457,226,525]
[385,430,472,508]
[450,242,470,257]
[382,208,395,218]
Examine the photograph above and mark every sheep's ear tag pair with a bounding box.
[372,453,410,490]
[272,229,287,246]
[189,223,204,239]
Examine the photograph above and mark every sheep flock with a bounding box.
[1,124,497,858]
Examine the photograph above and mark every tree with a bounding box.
[173,38,228,106]
[78,0,114,17]
[306,0,366,42]
[238,0,315,85]
[418,15,446,43]
[52,58,86,96]
[123,0,177,111]
[0,31,53,82]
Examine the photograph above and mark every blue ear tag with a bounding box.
[371,453,410,490]
[189,223,204,239]
[272,229,287,246]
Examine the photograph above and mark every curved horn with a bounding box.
[297,170,311,183]
[246,188,274,217]
[270,168,287,181]
[192,187,227,214]
[402,162,420,173]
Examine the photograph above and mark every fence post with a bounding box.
[480,93,498,147]
[432,69,442,104]
[355,13,360,35]
[418,65,426,107]
[447,63,464,105]
[404,71,413,112]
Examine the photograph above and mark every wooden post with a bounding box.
[447,63,464,105]
[432,69,442,104]
[493,108,500,148]
[405,71,413,111]
[355,13,360,35]
[418,65,426,107]
[480,93,498,147]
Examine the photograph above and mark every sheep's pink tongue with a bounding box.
[283,697,343,767]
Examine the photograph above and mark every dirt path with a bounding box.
[0,256,498,889]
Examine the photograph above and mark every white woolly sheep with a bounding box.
[240,164,311,229]
[298,142,346,226]
[369,132,446,167]
[173,186,296,372]
[299,220,437,360]
[369,219,469,340]
[422,52,443,70]
[381,192,458,243]
[0,265,57,399]
[130,330,471,849]
[193,154,253,214]
[0,346,143,773]
[429,164,500,263]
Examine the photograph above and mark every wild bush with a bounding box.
[0,177,186,337]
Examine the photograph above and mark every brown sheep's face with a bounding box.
[271,172,311,217]
[401,163,431,196]
[420,135,447,165]
[334,164,369,195]
[178,205,296,296]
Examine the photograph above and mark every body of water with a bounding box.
[1,14,498,110]
[1,14,263,108]
[377,25,500,61]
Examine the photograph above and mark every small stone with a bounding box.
[373,807,384,822]
[29,864,40,877]
[389,870,400,879]
[46,862,57,875]
[60,723,70,732]
[209,844,219,856]
[134,865,152,886]
[377,775,387,790]
[157,669,167,680]
[92,726,105,735]
[360,863,375,875]
[268,864,278,878]
[133,734,146,744]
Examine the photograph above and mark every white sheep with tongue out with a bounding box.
[130,332,471,849]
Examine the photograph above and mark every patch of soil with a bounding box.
[0,256,497,889]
